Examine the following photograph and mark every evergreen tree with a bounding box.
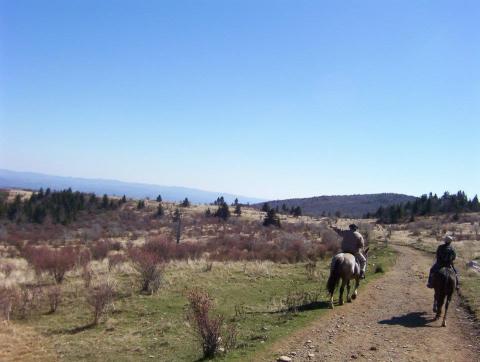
[214,202,230,221]
[234,203,242,216]
[205,208,212,217]
[32,205,47,224]
[156,203,164,217]
[181,198,190,207]
[172,208,181,222]
[263,208,281,227]
[292,206,302,217]
[137,200,145,209]
[261,202,270,212]
[101,194,109,209]
[156,195,162,202]
[121,195,127,203]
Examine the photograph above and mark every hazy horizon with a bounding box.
[1,1,479,200]
[1,167,477,201]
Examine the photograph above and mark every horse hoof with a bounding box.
[339,300,344,306]
[442,321,447,327]
[330,303,334,309]
[351,294,357,300]
[347,298,352,303]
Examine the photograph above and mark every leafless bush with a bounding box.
[14,285,41,319]
[107,253,127,271]
[187,289,224,358]
[0,261,15,277]
[76,248,92,269]
[305,261,317,280]
[46,285,62,313]
[81,265,93,288]
[321,229,340,253]
[129,248,164,294]
[0,286,16,321]
[90,240,113,260]
[87,281,115,325]
[203,261,213,272]
[223,323,238,352]
[23,245,76,283]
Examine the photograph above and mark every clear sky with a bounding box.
[1,1,479,200]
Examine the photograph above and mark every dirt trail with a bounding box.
[264,245,480,362]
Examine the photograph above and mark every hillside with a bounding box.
[257,193,417,218]
[0,169,264,205]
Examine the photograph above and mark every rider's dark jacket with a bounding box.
[435,243,456,268]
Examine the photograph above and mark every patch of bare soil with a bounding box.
[264,245,480,362]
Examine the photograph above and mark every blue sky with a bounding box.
[1,1,479,200]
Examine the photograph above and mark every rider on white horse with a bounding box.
[331,223,367,279]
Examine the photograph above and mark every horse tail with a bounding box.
[327,257,342,295]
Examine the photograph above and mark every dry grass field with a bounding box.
[0,193,395,361]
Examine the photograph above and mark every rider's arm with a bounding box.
[331,226,344,236]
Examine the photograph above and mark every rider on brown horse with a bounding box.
[331,223,367,279]
[427,235,459,291]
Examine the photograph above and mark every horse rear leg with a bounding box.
[339,279,346,306]
[435,293,445,321]
[442,294,452,327]
[346,280,352,303]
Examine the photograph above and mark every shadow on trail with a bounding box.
[379,311,433,328]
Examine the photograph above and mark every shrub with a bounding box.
[76,248,92,269]
[14,286,41,319]
[107,253,127,271]
[305,261,316,280]
[87,281,115,325]
[187,289,224,358]
[23,245,76,283]
[129,248,164,294]
[46,285,62,313]
[90,240,113,260]
[0,286,16,321]
[81,265,93,288]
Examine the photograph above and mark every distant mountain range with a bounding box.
[256,193,417,218]
[0,169,265,204]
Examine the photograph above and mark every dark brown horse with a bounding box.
[327,247,369,308]
[432,266,456,327]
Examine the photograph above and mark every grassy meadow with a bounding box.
[0,193,396,361]
[3,244,394,362]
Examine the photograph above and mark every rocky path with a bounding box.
[264,245,480,362]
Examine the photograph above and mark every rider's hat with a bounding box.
[444,235,454,243]
[349,224,358,231]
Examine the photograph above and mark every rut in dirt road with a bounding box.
[269,245,480,362]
